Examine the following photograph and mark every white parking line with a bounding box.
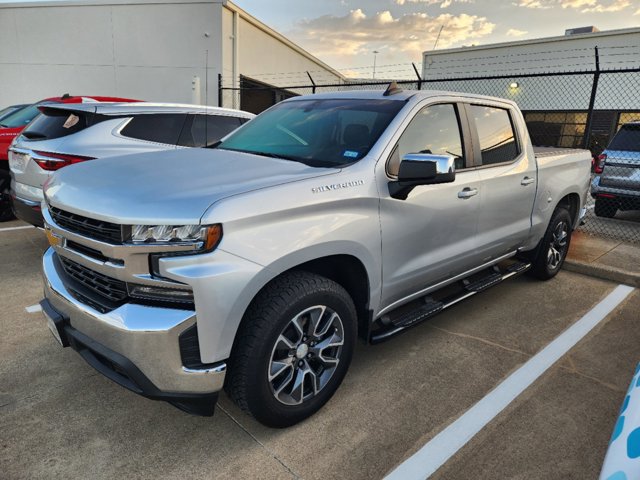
[25,304,42,313]
[385,284,635,480]
[0,225,35,232]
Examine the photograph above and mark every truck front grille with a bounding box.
[60,257,128,306]
[50,207,124,244]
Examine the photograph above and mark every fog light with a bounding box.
[127,284,194,304]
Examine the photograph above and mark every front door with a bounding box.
[378,102,481,311]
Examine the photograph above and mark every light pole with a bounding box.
[373,50,379,79]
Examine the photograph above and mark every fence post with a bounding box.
[306,71,316,94]
[412,62,423,90]
[217,73,223,108]
[583,46,600,151]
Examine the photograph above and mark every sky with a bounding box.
[232,0,640,77]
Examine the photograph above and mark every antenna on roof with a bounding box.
[383,81,403,97]
[61,93,71,99]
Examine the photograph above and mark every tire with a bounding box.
[225,271,357,428]
[0,169,15,222]
[594,198,617,218]
[528,207,573,280]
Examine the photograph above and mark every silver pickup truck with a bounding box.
[40,87,591,427]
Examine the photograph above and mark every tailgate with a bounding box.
[600,151,640,190]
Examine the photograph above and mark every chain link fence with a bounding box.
[219,52,640,244]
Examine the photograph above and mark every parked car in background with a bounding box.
[39,88,591,426]
[0,104,29,123]
[591,122,640,218]
[0,95,139,221]
[10,102,254,226]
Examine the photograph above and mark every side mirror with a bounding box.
[389,153,456,200]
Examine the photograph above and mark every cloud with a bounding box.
[289,9,495,69]
[515,0,631,11]
[582,0,630,12]
[506,28,528,37]
[395,0,474,7]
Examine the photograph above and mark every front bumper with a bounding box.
[42,248,226,416]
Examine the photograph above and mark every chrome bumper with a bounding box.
[42,248,226,395]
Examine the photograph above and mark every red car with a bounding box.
[0,94,139,221]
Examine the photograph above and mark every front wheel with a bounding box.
[225,271,357,428]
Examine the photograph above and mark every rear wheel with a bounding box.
[594,198,617,218]
[529,207,572,280]
[225,271,357,428]
[0,168,15,222]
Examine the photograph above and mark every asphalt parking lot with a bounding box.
[1,220,638,480]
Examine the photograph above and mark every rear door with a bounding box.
[466,103,537,261]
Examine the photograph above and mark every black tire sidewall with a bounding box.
[532,208,572,279]
[244,282,356,427]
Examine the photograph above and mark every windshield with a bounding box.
[608,124,640,152]
[0,104,48,129]
[217,98,405,167]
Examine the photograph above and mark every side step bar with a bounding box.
[370,260,531,344]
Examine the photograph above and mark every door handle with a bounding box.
[521,177,535,186]
[458,187,478,199]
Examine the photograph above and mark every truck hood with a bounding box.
[44,148,336,224]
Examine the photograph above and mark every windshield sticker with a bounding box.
[63,114,80,129]
[343,150,359,158]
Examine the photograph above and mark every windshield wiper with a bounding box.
[0,124,8,128]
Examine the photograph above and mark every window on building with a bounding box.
[120,114,187,145]
[387,103,466,176]
[470,105,519,165]
[524,111,587,149]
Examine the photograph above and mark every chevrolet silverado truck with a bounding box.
[39,87,592,427]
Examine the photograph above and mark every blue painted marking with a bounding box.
[606,471,627,480]
[621,395,630,415]
[343,150,359,158]
[612,416,625,443]
[627,427,640,458]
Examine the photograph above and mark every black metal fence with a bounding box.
[219,51,640,244]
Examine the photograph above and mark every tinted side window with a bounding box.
[178,114,243,147]
[388,103,465,176]
[470,105,519,165]
[120,114,187,145]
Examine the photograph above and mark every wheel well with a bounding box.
[556,193,580,228]
[272,255,371,342]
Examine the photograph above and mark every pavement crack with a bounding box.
[561,367,626,393]
[428,325,531,359]
[217,403,302,479]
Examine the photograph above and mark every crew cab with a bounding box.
[39,88,592,427]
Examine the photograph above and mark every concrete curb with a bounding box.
[564,259,640,288]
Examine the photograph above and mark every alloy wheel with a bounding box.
[268,305,344,406]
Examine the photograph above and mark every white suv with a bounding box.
[9,102,254,226]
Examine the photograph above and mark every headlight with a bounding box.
[130,224,222,251]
